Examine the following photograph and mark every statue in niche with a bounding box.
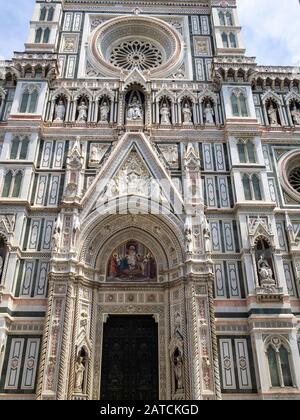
[182,102,192,125]
[77,100,88,122]
[127,96,143,121]
[203,218,212,255]
[267,103,279,126]
[54,99,66,122]
[184,227,193,253]
[160,102,171,125]
[172,348,184,392]
[204,102,215,124]
[99,100,110,123]
[74,356,85,394]
[52,229,60,253]
[291,105,300,125]
[257,254,275,286]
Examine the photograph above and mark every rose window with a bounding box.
[109,40,163,71]
[89,15,184,77]
[288,167,300,193]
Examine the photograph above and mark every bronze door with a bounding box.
[100,315,159,400]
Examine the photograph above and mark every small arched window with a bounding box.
[10,138,20,159]
[2,171,13,197]
[252,175,262,200]
[231,93,239,116]
[20,90,30,113]
[43,28,50,43]
[231,91,248,117]
[219,11,226,26]
[242,175,252,200]
[28,90,39,113]
[267,346,280,387]
[47,7,54,22]
[222,32,229,48]
[19,138,30,160]
[35,28,43,43]
[229,33,237,48]
[226,12,233,26]
[267,341,293,388]
[40,7,47,21]
[237,142,256,164]
[20,87,39,114]
[239,94,248,117]
[12,171,23,198]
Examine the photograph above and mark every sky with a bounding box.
[0,0,299,66]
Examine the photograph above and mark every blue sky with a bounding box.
[0,0,299,66]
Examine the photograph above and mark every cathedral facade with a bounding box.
[0,0,300,400]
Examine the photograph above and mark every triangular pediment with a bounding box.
[122,68,149,90]
[80,132,184,220]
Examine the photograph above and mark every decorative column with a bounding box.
[65,100,71,123]
[118,92,124,126]
[36,279,75,400]
[48,100,55,122]
[192,102,197,124]
[199,101,204,125]
[145,93,152,126]
[171,101,176,125]
[177,101,182,125]
[156,100,160,124]
[109,99,114,124]
[285,100,294,126]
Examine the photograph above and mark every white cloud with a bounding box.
[237,0,300,66]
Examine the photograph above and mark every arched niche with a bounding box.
[79,212,185,279]
[125,86,145,125]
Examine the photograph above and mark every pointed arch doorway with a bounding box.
[100,315,159,400]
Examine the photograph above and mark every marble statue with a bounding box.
[77,100,88,122]
[173,351,183,391]
[203,218,212,255]
[257,254,275,286]
[185,228,193,253]
[52,229,60,252]
[204,102,215,124]
[291,106,300,125]
[127,96,143,121]
[99,101,110,123]
[182,102,192,125]
[267,104,279,126]
[74,356,85,393]
[160,102,171,125]
[54,100,66,122]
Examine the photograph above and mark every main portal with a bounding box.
[100,315,159,400]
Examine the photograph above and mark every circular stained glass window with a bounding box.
[289,167,300,193]
[109,40,163,71]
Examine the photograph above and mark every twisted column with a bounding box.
[208,282,222,400]
[36,281,54,399]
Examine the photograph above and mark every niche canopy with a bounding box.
[89,15,184,77]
